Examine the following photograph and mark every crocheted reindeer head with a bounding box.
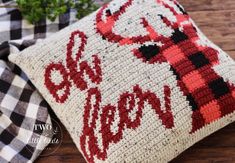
[96,0,235,133]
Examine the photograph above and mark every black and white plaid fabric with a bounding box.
[0,60,52,163]
[0,0,108,162]
[0,0,79,63]
[0,0,107,71]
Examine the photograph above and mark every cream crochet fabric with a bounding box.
[9,0,235,162]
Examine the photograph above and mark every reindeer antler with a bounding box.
[96,0,157,45]
[157,0,189,26]
[96,0,190,47]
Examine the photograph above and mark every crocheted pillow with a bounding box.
[9,0,235,162]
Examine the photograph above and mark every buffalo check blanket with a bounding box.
[0,60,52,163]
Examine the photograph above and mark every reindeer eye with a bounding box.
[138,44,160,61]
[106,9,112,16]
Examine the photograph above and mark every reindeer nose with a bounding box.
[138,44,160,61]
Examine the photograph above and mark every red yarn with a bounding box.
[80,85,173,163]
[44,30,102,103]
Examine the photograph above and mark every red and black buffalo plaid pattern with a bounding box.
[137,0,235,132]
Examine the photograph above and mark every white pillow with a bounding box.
[9,0,235,162]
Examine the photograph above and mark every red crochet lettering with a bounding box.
[80,85,173,163]
[96,0,235,133]
[44,30,102,103]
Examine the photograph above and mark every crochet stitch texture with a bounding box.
[9,0,235,162]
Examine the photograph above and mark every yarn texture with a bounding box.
[9,0,235,162]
